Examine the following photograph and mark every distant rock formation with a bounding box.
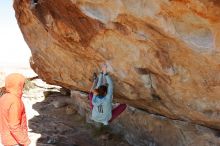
[14,0,220,130]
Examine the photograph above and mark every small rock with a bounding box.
[52,101,67,108]
[47,137,57,144]
[65,105,77,115]
[43,91,54,98]
[60,87,71,96]
[100,133,110,141]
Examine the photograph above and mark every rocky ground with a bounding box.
[0,69,131,146]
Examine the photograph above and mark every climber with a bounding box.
[89,64,127,125]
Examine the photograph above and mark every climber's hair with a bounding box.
[93,85,107,97]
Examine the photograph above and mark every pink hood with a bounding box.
[5,73,25,98]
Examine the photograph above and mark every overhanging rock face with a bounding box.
[14,0,220,129]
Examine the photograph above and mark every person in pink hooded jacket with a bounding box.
[0,73,30,146]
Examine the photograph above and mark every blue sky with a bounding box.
[0,0,31,68]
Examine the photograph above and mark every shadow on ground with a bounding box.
[29,91,131,146]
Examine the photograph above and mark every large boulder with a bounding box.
[14,0,220,129]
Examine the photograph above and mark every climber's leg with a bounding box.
[109,104,127,123]
[89,92,94,110]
